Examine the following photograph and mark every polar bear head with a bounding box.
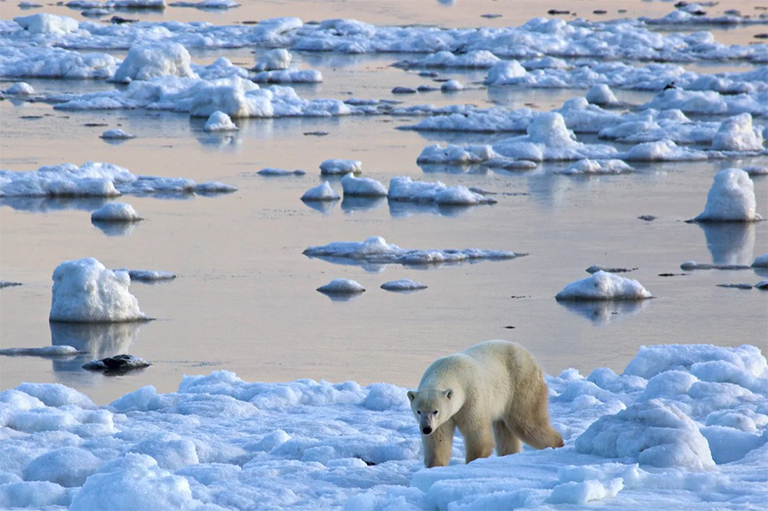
[407,389,457,435]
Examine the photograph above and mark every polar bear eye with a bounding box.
[417,411,421,415]
[432,411,438,415]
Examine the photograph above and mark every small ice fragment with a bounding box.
[257,168,306,176]
[316,279,365,295]
[114,270,176,282]
[556,271,653,301]
[100,129,135,140]
[5,82,35,95]
[752,254,768,268]
[204,111,239,132]
[586,265,636,274]
[392,86,416,94]
[83,354,150,372]
[380,279,427,291]
[319,159,362,175]
[340,174,387,197]
[756,280,768,290]
[441,79,463,92]
[0,346,79,357]
[301,181,340,201]
[91,203,142,223]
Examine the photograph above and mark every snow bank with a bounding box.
[301,181,339,201]
[90,202,142,222]
[2,343,767,510]
[380,279,427,291]
[203,111,238,132]
[320,159,362,175]
[49,258,147,322]
[0,162,236,198]
[692,168,762,223]
[388,176,496,205]
[112,43,195,83]
[100,129,135,140]
[316,279,365,295]
[14,13,79,35]
[340,174,387,197]
[556,271,653,301]
[303,236,520,267]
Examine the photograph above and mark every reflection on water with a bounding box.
[0,196,108,214]
[302,199,338,214]
[698,223,755,265]
[420,163,489,175]
[389,200,473,218]
[50,321,142,372]
[341,196,386,213]
[558,300,650,326]
[91,220,138,237]
[317,290,365,303]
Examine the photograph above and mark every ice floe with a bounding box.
[340,174,387,197]
[253,48,291,72]
[0,281,23,288]
[316,278,365,295]
[691,168,762,223]
[585,84,618,106]
[169,0,239,9]
[394,50,501,69]
[90,202,142,222]
[82,354,151,372]
[710,113,765,152]
[0,162,236,198]
[1,343,766,510]
[203,111,239,132]
[556,271,653,301]
[115,269,176,282]
[380,279,427,291]
[319,159,362,175]
[251,69,322,84]
[0,47,118,79]
[387,176,496,205]
[303,236,520,267]
[112,42,195,83]
[49,258,148,323]
[13,13,79,35]
[301,181,339,201]
[680,261,752,271]
[256,168,306,177]
[440,79,463,92]
[753,254,768,268]
[100,129,135,140]
[555,159,633,175]
[3,82,34,95]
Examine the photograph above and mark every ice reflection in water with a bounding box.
[50,321,143,373]
[558,300,650,326]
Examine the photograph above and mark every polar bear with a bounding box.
[407,340,563,467]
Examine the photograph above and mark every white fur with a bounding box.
[408,340,563,467]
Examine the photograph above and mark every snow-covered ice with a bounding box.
[301,181,340,201]
[316,278,365,295]
[440,79,463,92]
[0,343,766,510]
[203,111,239,132]
[692,168,762,223]
[112,42,195,83]
[169,0,239,9]
[90,202,142,222]
[556,271,653,301]
[49,258,148,323]
[0,162,236,198]
[100,129,135,140]
[256,168,306,177]
[3,82,35,95]
[0,346,79,357]
[585,84,618,105]
[115,269,176,282]
[253,49,292,72]
[388,176,496,205]
[320,159,362,176]
[752,254,768,268]
[303,236,521,267]
[13,13,79,35]
[251,69,322,84]
[555,159,633,175]
[340,174,387,197]
[380,279,427,291]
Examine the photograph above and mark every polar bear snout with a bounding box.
[421,425,433,435]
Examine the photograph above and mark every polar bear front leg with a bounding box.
[460,419,494,463]
[423,420,455,468]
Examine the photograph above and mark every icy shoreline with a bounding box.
[0,343,765,510]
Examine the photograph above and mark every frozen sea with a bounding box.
[1,0,767,509]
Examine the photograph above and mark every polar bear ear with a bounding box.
[444,389,453,400]
[407,390,416,402]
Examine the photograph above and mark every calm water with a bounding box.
[1,0,767,404]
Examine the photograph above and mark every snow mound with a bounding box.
[586,84,618,105]
[4,82,35,95]
[319,159,362,175]
[340,174,387,197]
[303,236,520,266]
[50,258,147,323]
[90,202,142,222]
[556,159,633,175]
[316,279,365,295]
[692,168,762,222]
[753,254,768,268]
[441,79,463,92]
[100,129,135,140]
[14,13,79,34]
[417,144,497,164]
[203,111,239,132]
[113,43,196,83]
[387,176,496,205]
[556,271,653,301]
[485,60,527,85]
[575,399,715,469]
[623,139,708,162]
[710,113,764,152]
[253,49,292,71]
[301,181,339,201]
[380,279,427,291]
